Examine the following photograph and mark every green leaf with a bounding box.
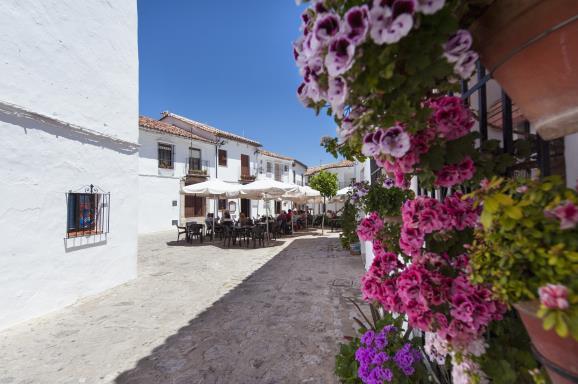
[555,318,569,337]
[543,312,556,330]
[480,209,493,229]
[505,206,523,220]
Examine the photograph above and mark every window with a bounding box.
[218,149,227,166]
[275,201,281,214]
[266,161,272,173]
[284,164,289,173]
[189,148,201,171]
[158,143,174,169]
[274,163,282,181]
[241,154,250,176]
[66,186,110,238]
[219,199,227,210]
[185,195,205,217]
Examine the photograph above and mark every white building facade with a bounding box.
[0,0,139,330]
[305,160,361,214]
[138,112,309,233]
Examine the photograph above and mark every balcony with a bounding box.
[239,173,256,183]
[186,158,209,177]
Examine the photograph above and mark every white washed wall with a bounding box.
[0,0,138,330]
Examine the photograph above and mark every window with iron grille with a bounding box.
[189,148,201,171]
[158,143,174,169]
[66,185,110,238]
[218,149,227,166]
[266,161,272,173]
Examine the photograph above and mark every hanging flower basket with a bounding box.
[515,301,578,384]
[470,0,578,140]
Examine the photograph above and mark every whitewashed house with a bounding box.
[0,0,139,330]
[138,112,308,231]
[292,160,308,187]
[305,160,360,214]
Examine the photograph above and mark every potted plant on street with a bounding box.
[309,170,338,234]
[469,176,578,383]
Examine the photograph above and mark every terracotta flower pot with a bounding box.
[514,301,578,384]
[470,0,578,140]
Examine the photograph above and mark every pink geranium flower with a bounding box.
[548,201,578,230]
[357,212,384,241]
[539,284,569,310]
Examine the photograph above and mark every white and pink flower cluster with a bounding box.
[545,200,578,230]
[442,29,478,80]
[399,192,480,256]
[361,96,476,188]
[538,284,569,310]
[294,0,448,117]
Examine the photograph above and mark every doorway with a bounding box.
[241,198,251,217]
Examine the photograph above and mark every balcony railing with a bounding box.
[186,158,209,176]
[239,173,256,182]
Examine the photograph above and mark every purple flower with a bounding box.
[393,344,421,376]
[383,178,395,189]
[369,0,415,45]
[539,284,570,310]
[327,76,347,117]
[361,329,376,346]
[369,366,394,382]
[381,125,411,158]
[372,352,389,365]
[313,12,341,43]
[374,332,388,349]
[454,50,478,79]
[343,5,370,45]
[325,35,356,76]
[337,118,357,144]
[416,0,445,15]
[443,30,473,63]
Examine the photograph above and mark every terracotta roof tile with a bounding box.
[257,149,293,161]
[305,160,355,176]
[139,116,216,144]
[161,112,262,147]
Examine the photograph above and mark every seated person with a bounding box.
[239,212,247,226]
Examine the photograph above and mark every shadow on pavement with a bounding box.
[115,237,363,384]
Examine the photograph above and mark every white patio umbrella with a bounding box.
[235,179,298,238]
[181,179,241,240]
[283,185,321,231]
[330,186,352,203]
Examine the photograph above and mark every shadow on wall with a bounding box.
[0,102,138,155]
[114,237,363,384]
[63,234,108,252]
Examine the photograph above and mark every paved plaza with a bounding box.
[0,230,364,384]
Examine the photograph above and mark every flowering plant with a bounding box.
[360,176,414,216]
[355,326,423,383]
[293,0,494,160]
[468,176,578,340]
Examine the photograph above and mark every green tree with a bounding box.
[308,170,338,234]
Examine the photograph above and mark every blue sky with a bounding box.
[138,1,339,166]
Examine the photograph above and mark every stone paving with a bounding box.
[0,230,365,384]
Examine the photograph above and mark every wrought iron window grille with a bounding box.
[65,184,110,238]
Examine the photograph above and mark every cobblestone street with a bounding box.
[0,231,364,384]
